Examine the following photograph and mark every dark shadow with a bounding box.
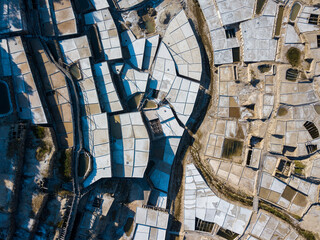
[72,178,150,239]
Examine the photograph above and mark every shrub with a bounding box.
[286,47,301,67]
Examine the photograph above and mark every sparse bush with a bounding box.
[59,149,72,181]
[32,126,46,139]
[256,0,267,14]
[286,47,301,67]
[36,141,52,161]
[294,160,305,175]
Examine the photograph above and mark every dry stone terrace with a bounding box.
[184,164,253,235]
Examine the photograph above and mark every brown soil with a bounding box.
[282,186,297,202]
[259,187,271,199]
[292,192,308,207]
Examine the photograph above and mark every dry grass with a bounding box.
[32,193,45,215]
[59,149,72,181]
[32,126,46,139]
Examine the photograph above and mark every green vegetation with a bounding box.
[69,63,82,80]
[59,149,72,181]
[57,219,64,228]
[58,189,73,197]
[294,160,305,175]
[36,140,52,161]
[32,126,46,139]
[286,47,301,67]
[32,126,52,161]
[124,217,134,236]
[138,6,156,34]
[299,229,316,240]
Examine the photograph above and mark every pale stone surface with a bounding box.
[163,10,202,81]
[184,164,252,234]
